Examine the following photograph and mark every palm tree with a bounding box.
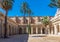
[20,2,33,34]
[20,2,29,23]
[27,9,32,34]
[0,0,14,38]
[42,16,50,34]
[49,0,60,8]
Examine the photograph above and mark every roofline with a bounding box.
[8,16,54,18]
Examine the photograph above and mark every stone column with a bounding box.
[47,25,50,34]
[1,23,4,37]
[51,29,53,34]
[41,27,42,34]
[11,26,12,35]
[54,25,57,35]
[0,20,2,37]
[36,27,38,34]
[7,24,9,36]
[47,28,50,34]
[31,27,33,34]
[26,27,28,33]
[13,27,15,35]
[59,24,60,32]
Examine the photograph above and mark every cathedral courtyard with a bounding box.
[0,0,60,42]
[0,34,60,42]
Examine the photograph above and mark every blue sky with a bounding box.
[0,0,57,16]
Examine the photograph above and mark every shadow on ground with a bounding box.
[32,35,47,37]
[0,34,29,42]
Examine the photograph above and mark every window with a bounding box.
[38,17,41,22]
[23,17,28,24]
[16,17,21,24]
[30,17,35,24]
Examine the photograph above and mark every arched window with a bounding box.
[38,17,41,22]
[23,17,28,24]
[30,17,35,24]
[16,17,21,24]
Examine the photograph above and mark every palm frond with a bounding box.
[49,0,60,8]
[20,2,29,14]
[42,16,50,26]
[27,9,31,14]
[1,0,14,10]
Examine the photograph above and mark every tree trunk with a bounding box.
[28,14,31,34]
[28,14,30,25]
[4,10,8,38]
[24,13,25,24]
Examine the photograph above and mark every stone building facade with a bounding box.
[1,10,59,37]
[51,8,60,35]
[0,12,19,38]
[10,16,53,34]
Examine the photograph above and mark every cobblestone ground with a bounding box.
[0,34,60,42]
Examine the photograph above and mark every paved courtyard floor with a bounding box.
[28,34,60,42]
[0,34,60,42]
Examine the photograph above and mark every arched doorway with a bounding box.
[19,27,22,34]
[42,28,45,34]
[9,25,11,36]
[33,28,36,34]
[38,28,41,34]
[24,27,26,34]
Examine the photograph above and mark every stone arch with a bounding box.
[38,28,41,34]
[42,28,45,34]
[19,27,22,34]
[33,28,36,34]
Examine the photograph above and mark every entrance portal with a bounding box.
[42,28,45,34]
[24,28,26,34]
[33,28,36,34]
[38,28,41,34]
[19,28,22,34]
